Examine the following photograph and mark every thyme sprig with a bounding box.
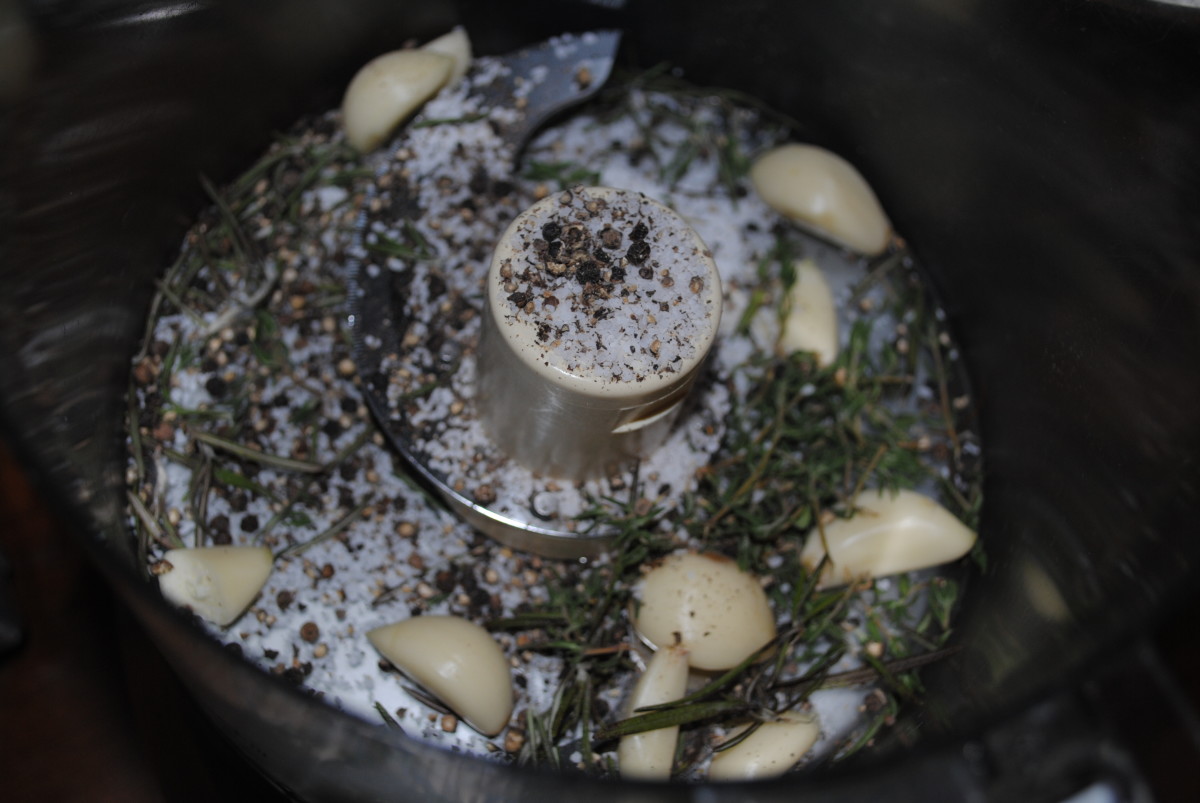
[274,496,373,561]
[505,493,674,768]
[191,430,325,474]
[591,65,800,199]
[128,116,378,563]
[523,160,602,190]
[696,337,932,575]
[374,701,404,731]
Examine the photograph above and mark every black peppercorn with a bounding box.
[626,240,651,264]
[205,376,228,399]
[468,168,490,196]
[576,261,603,285]
[561,225,584,248]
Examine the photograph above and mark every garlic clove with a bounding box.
[421,27,472,85]
[367,615,513,736]
[708,712,821,781]
[633,552,776,672]
[800,489,977,588]
[158,546,273,627]
[618,644,690,781]
[750,144,892,256]
[342,49,454,152]
[780,258,838,365]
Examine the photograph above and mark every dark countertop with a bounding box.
[0,441,286,802]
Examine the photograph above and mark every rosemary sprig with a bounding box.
[596,699,748,742]
[367,219,437,262]
[127,490,185,550]
[638,643,775,714]
[211,466,281,504]
[274,497,373,561]
[600,646,958,743]
[412,112,487,128]
[199,173,258,267]
[523,160,602,190]
[374,701,404,731]
[190,430,324,474]
[512,493,673,766]
[188,452,214,547]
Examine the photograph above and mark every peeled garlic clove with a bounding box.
[708,712,821,781]
[158,546,273,627]
[800,489,977,588]
[780,259,838,365]
[367,615,513,736]
[751,144,892,256]
[618,644,690,781]
[422,27,472,85]
[342,49,454,152]
[633,552,776,672]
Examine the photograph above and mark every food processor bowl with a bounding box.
[2,1,1198,800]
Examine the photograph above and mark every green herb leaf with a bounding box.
[596,699,747,742]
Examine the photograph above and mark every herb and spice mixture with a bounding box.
[126,37,983,782]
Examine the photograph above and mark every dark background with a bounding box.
[0,440,285,802]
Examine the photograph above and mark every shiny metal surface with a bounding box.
[347,31,624,558]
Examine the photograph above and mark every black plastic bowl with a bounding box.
[2,1,1198,800]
